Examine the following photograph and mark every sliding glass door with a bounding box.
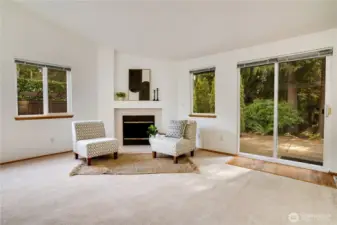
[240,64,275,157]
[277,58,325,166]
[239,49,331,168]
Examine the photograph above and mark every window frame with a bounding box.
[189,69,216,118]
[15,60,73,120]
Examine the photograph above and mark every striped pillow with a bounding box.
[165,120,187,138]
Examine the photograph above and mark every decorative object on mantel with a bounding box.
[115,92,126,101]
[129,69,151,101]
[156,88,159,101]
[152,88,159,101]
[153,89,156,101]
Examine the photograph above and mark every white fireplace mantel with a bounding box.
[113,101,164,109]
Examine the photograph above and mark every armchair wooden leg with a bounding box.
[152,151,157,158]
[74,153,79,159]
[173,156,178,164]
[191,150,195,157]
[87,158,91,166]
[114,152,118,159]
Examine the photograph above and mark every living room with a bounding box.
[1,0,337,224]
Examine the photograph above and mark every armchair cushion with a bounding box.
[165,120,187,138]
[76,137,118,158]
[149,137,191,156]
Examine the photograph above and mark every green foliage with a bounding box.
[116,92,126,98]
[240,77,245,132]
[147,124,158,137]
[17,77,66,101]
[240,58,325,139]
[241,65,275,103]
[17,64,67,101]
[300,130,321,140]
[193,72,215,113]
[16,64,42,79]
[244,99,303,135]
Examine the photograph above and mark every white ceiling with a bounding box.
[16,0,337,60]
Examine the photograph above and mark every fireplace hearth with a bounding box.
[123,115,155,145]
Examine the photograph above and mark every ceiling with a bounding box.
[15,0,337,60]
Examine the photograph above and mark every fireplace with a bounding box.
[123,115,154,145]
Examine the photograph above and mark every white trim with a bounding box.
[237,68,241,155]
[237,47,333,67]
[238,152,328,172]
[42,67,48,114]
[15,65,19,116]
[190,71,216,114]
[273,62,279,158]
[14,58,71,70]
[323,56,332,170]
[190,72,193,114]
[16,62,72,116]
[66,70,72,113]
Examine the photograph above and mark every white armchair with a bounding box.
[72,120,119,165]
[149,121,197,163]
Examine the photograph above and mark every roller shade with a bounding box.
[237,48,333,68]
[14,59,71,71]
[190,66,215,75]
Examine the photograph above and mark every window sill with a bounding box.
[188,114,217,118]
[15,114,74,121]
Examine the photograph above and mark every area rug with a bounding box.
[70,153,198,176]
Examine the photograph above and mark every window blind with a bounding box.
[14,59,71,71]
[237,48,333,68]
[190,67,215,75]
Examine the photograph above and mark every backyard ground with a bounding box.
[240,133,323,164]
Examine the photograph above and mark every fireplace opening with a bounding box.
[123,115,154,145]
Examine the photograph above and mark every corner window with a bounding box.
[16,60,71,116]
[191,68,215,115]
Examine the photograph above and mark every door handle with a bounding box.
[325,105,332,118]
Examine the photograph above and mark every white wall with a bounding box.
[1,0,336,173]
[97,47,115,137]
[177,29,337,172]
[114,53,178,131]
[0,1,98,163]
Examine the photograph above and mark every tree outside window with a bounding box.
[192,71,215,114]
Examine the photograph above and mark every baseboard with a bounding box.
[329,172,337,176]
[198,148,237,156]
[0,149,72,165]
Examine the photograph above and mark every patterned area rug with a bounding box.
[70,153,198,176]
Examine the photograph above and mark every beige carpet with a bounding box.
[70,153,198,176]
[1,149,337,225]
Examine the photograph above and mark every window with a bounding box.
[16,59,71,118]
[191,68,215,115]
[48,68,68,113]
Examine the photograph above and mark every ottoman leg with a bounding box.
[114,152,118,159]
[87,158,91,166]
[152,151,157,158]
[173,156,178,164]
[191,150,195,157]
[74,153,79,159]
